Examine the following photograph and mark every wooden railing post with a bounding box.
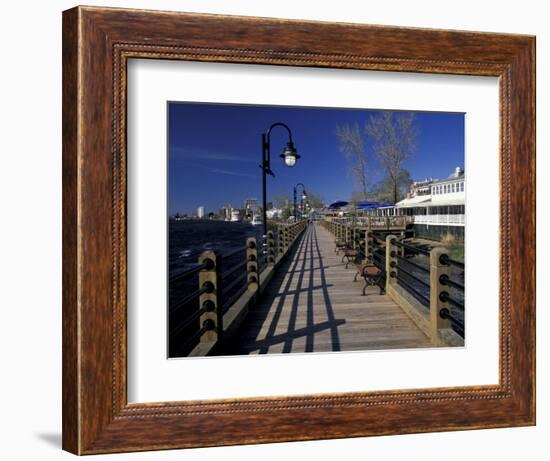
[198,250,222,345]
[430,247,451,344]
[283,225,289,254]
[385,234,397,293]
[365,230,373,263]
[287,224,292,249]
[246,237,259,292]
[266,230,276,265]
[278,226,284,255]
[288,225,293,248]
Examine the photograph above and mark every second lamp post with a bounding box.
[293,183,307,222]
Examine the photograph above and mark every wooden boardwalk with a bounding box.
[226,223,432,355]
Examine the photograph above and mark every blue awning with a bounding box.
[355,201,394,209]
[328,200,349,209]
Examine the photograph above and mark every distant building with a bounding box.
[244,198,259,214]
[220,205,232,221]
[388,166,465,240]
[266,208,283,219]
[197,206,206,219]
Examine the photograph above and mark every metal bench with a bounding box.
[334,238,347,254]
[342,248,359,269]
[353,262,386,295]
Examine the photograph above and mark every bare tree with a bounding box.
[365,112,417,203]
[312,191,327,209]
[370,169,413,202]
[336,123,369,200]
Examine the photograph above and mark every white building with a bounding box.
[395,166,465,226]
[266,208,283,219]
[243,198,259,214]
[373,167,465,240]
[197,206,206,219]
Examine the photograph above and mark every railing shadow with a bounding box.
[224,223,344,355]
[223,226,311,355]
[312,223,341,352]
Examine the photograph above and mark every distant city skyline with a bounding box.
[168,102,464,215]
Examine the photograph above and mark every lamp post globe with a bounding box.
[280,141,300,167]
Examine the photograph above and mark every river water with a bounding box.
[169,220,264,274]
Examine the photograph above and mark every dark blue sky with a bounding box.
[168,102,464,215]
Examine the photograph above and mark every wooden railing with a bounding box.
[169,219,309,357]
[321,218,464,347]
[325,215,414,233]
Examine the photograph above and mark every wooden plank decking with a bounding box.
[226,222,432,355]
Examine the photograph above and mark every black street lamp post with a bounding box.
[260,122,300,238]
[293,183,307,222]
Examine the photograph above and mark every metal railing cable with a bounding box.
[169,262,207,284]
[173,319,216,356]
[169,284,210,314]
[390,271,430,307]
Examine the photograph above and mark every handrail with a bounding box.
[222,271,248,295]
[223,245,248,259]
[439,273,464,291]
[439,253,465,269]
[371,235,387,246]
[169,262,207,284]
[439,308,464,330]
[392,239,431,256]
[173,319,215,356]
[169,303,210,337]
[372,257,385,272]
[395,254,430,274]
[222,285,248,313]
[392,261,430,288]
[221,260,247,280]
[390,271,430,307]
[439,291,464,310]
[169,283,210,314]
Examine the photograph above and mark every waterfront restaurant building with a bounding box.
[381,167,465,241]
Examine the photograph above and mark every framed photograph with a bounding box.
[62,6,535,454]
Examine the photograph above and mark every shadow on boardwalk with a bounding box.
[224,223,432,355]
